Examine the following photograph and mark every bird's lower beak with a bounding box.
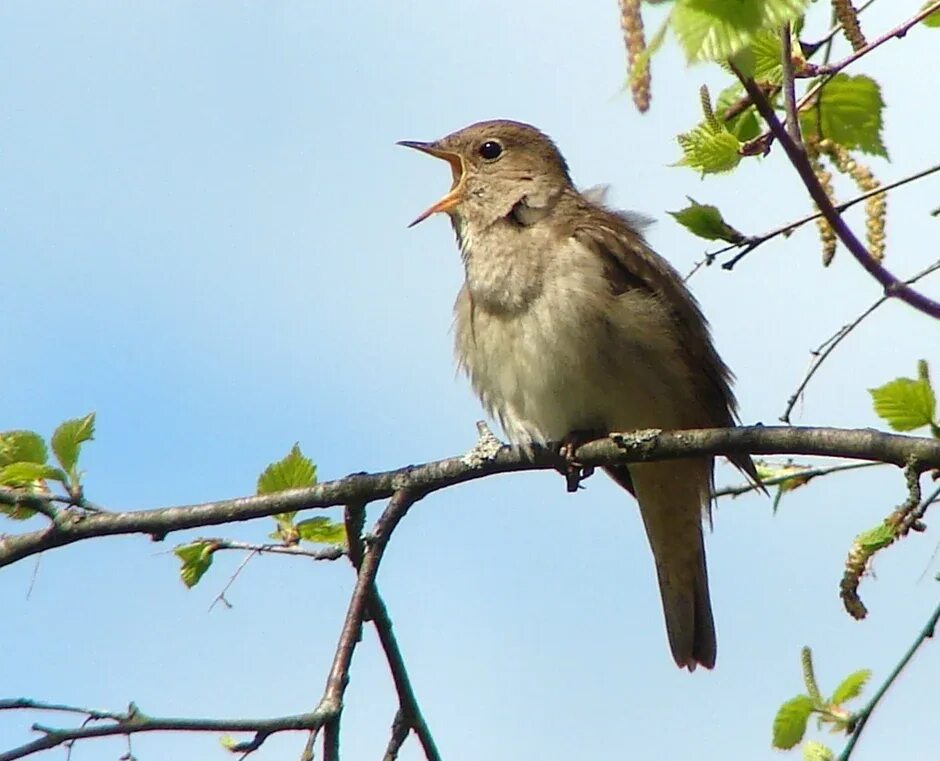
[397,141,465,227]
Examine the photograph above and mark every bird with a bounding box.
[399,119,759,670]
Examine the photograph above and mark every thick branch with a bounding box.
[3,427,940,570]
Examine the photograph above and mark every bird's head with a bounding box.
[399,119,572,229]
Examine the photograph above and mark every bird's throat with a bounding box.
[455,217,546,315]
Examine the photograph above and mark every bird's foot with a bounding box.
[557,430,602,493]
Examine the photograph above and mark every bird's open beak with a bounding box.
[397,141,465,227]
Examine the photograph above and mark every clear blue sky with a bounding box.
[2,2,938,759]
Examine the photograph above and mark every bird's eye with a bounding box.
[478,140,503,160]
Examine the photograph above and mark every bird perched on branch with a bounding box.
[400,119,759,670]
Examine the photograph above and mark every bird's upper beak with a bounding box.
[397,140,466,227]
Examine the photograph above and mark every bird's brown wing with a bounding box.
[567,193,761,486]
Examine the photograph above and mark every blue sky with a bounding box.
[2,2,939,759]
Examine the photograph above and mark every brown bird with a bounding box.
[399,120,758,670]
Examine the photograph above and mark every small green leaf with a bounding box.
[219,736,238,750]
[869,377,936,431]
[677,127,742,174]
[923,2,940,28]
[669,199,745,243]
[0,462,68,488]
[257,444,317,495]
[174,541,216,588]
[51,413,95,474]
[296,517,347,545]
[803,741,835,761]
[772,694,814,749]
[830,669,871,705]
[672,0,809,63]
[802,74,887,158]
[0,431,48,466]
[677,88,743,174]
[857,523,895,552]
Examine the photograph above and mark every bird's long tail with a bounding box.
[606,459,716,670]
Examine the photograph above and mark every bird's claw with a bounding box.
[558,431,600,493]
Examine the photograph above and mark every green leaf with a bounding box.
[856,523,895,553]
[669,199,745,242]
[257,443,317,495]
[51,413,95,474]
[296,517,347,545]
[677,88,743,174]
[750,30,783,84]
[0,431,48,466]
[830,669,871,705]
[672,0,809,63]
[677,126,742,174]
[174,541,216,588]
[923,2,940,28]
[802,75,888,158]
[773,694,814,749]
[802,741,835,761]
[869,377,936,431]
[0,461,68,488]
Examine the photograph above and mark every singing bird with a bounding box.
[399,120,758,670]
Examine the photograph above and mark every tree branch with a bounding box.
[781,259,940,422]
[715,164,940,270]
[343,504,441,761]
[3,427,940,570]
[805,1,940,78]
[735,70,940,319]
[838,597,940,761]
[0,702,334,761]
[713,461,881,498]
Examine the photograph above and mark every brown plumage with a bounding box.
[400,120,759,670]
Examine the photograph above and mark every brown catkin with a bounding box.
[620,0,650,113]
[807,142,838,266]
[832,0,867,52]
[817,139,887,262]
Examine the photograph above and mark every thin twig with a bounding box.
[837,598,940,761]
[0,703,334,761]
[713,461,881,498]
[206,539,345,561]
[716,163,940,269]
[807,0,878,54]
[807,1,940,78]
[781,259,940,422]
[780,24,802,148]
[208,549,258,612]
[735,69,940,319]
